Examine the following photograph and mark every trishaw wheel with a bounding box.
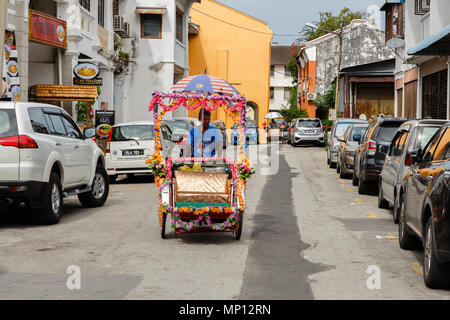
[161,212,167,239]
[235,211,244,241]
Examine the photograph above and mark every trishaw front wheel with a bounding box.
[161,212,167,239]
[235,211,244,241]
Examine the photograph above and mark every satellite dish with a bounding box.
[386,37,405,49]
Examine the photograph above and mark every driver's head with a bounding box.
[199,110,211,131]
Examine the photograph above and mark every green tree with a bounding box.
[314,82,336,125]
[301,8,365,41]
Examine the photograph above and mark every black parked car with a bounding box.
[398,123,450,288]
[353,116,407,194]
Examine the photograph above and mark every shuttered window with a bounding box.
[98,0,105,27]
[113,0,119,16]
[422,69,448,120]
[176,8,183,43]
[397,88,403,117]
[141,14,162,38]
[404,81,417,119]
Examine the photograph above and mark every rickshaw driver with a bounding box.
[187,110,223,157]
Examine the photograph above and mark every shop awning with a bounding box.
[30,84,98,101]
[407,24,450,56]
[135,7,167,14]
[380,0,405,12]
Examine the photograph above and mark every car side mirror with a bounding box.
[353,134,361,142]
[83,127,96,139]
[410,149,422,164]
[172,136,183,143]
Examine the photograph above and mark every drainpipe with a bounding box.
[417,65,422,119]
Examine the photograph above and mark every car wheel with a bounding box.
[352,171,358,186]
[358,173,368,195]
[78,165,110,208]
[330,161,337,169]
[336,161,341,173]
[423,217,450,289]
[398,192,420,250]
[38,172,63,225]
[393,191,400,224]
[327,154,330,165]
[339,164,347,179]
[378,179,389,209]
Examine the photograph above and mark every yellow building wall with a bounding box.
[188,0,273,129]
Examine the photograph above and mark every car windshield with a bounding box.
[0,109,18,138]
[297,119,321,128]
[334,123,352,137]
[350,126,368,141]
[246,122,257,128]
[111,125,155,141]
[376,122,404,142]
[166,120,190,133]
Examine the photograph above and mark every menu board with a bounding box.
[2,31,20,101]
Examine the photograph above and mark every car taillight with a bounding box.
[368,140,377,155]
[405,153,412,166]
[0,135,38,149]
[106,131,112,153]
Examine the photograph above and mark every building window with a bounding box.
[176,8,184,43]
[79,0,90,12]
[113,0,119,16]
[285,66,290,77]
[270,66,274,77]
[141,14,162,39]
[98,0,105,27]
[284,88,291,100]
[422,69,448,120]
[415,0,430,15]
[270,87,274,100]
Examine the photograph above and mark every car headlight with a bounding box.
[346,151,355,156]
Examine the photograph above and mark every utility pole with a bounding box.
[334,20,344,118]
[0,0,6,85]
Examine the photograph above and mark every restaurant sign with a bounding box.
[29,10,67,49]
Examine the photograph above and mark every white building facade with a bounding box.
[269,45,293,112]
[382,0,450,119]
[114,0,199,123]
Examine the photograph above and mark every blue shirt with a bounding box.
[187,125,222,157]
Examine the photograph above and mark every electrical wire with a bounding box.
[191,7,300,37]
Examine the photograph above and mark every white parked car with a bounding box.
[105,121,178,182]
[0,102,109,224]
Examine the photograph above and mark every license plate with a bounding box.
[122,149,144,156]
[305,130,314,133]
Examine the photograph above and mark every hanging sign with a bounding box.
[2,31,20,101]
[74,63,100,80]
[29,10,67,49]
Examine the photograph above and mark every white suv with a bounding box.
[0,102,109,224]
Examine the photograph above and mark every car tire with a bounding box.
[358,173,369,195]
[339,164,347,179]
[38,172,63,225]
[108,175,117,184]
[327,154,330,165]
[352,171,358,186]
[78,165,109,208]
[336,161,341,173]
[378,180,389,209]
[423,217,450,289]
[398,192,420,250]
[330,161,337,169]
[393,191,400,224]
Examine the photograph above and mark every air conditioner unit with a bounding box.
[122,22,131,38]
[306,92,317,101]
[114,15,124,33]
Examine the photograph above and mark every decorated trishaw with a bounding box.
[146,75,255,240]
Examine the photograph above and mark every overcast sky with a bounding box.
[215,0,386,45]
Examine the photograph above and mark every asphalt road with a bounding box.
[1,145,450,299]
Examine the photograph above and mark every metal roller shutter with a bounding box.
[397,88,403,117]
[423,69,448,120]
[404,81,417,119]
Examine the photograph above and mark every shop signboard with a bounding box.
[29,10,67,49]
[2,31,20,101]
[95,110,115,153]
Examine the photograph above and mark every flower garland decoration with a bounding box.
[147,91,252,233]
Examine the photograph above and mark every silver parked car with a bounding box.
[291,118,324,147]
[165,117,200,157]
[378,119,447,223]
[327,118,368,168]
[336,123,369,179]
